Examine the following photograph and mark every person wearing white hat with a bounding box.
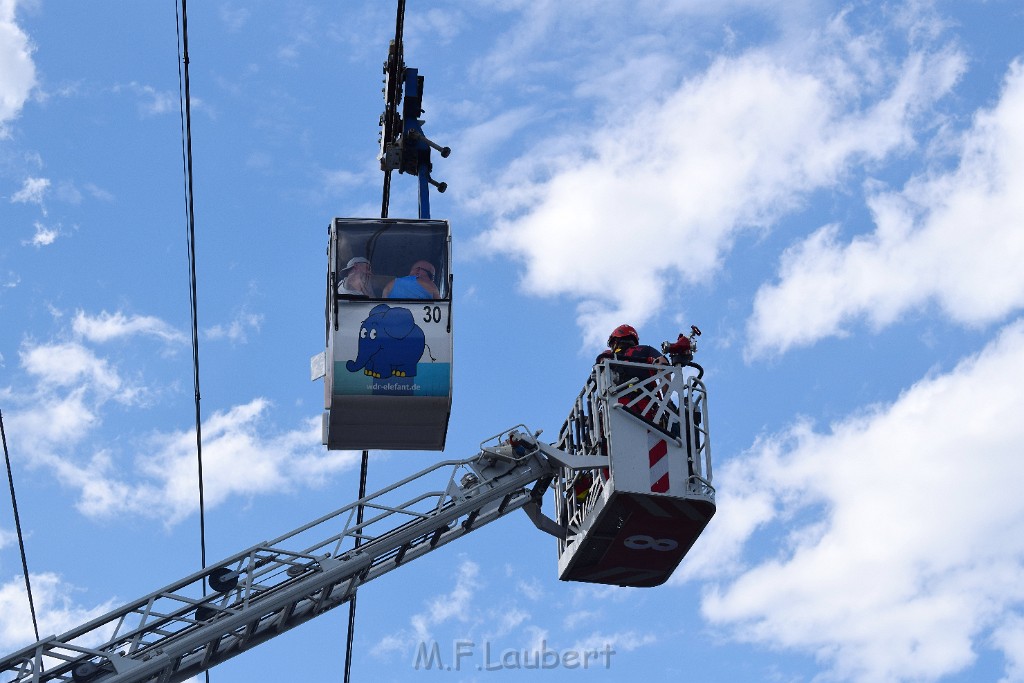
[338,256,376,297]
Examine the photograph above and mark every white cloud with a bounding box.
[24,220,57,247]
[422,8,462,45]
[410,559,480,641]
[83,183,114,202]
[992,615,1024,683]
[53,180,82,205]
[10,177,49,205]
[568,629,657,655]
[7,387,100,453]
[111,81,179,117]
[513,575,543,602]
[477,12,965,347]
[446,107,539,212]
[6,392,351,524]
[0,573,116,652]
[51,398,351,523]
[73,310,187,345]
[748,58,1024,357]
[4,313,349,523]
[369,556,660,666]
[371,559,482,658]
[0,0,36,137]
[486,607,529,640]
[320,168,363,193]
[219,4,250,33]
[204,311,263,344]
[699,318,1024,682]
[20,341,130,399]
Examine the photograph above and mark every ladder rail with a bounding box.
[0,436,557,683]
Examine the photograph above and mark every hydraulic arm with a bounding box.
[0,428,604,683]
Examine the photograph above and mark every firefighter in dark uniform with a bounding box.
[572,325,671,508]
[596,324,667,379]
[596,323,671,426]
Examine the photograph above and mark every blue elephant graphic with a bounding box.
[345,304,425,379]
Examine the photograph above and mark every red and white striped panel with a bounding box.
[648,430,669,493]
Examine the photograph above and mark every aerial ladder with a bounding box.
[0,335,713,683]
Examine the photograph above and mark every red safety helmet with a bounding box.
[608,324,639,348]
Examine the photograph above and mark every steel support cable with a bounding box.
[0,410,41,645]
[174,3,211,683]
[378,0,405,221]
[380,170,391,220]
[345,4,406,680]
[342,449,369,683]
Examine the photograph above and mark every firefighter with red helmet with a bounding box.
[595,324,668,418]
[596,324,667,373]
[572,325,670,505]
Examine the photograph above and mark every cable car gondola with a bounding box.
[321,217,452,451]
[314,22,453,453]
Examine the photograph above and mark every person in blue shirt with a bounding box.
[383,259,440,299]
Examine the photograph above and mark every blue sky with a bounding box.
[3,1,1024,681]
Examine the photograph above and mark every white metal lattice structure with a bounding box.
[552,360,715,587]
[0,429,604,683]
